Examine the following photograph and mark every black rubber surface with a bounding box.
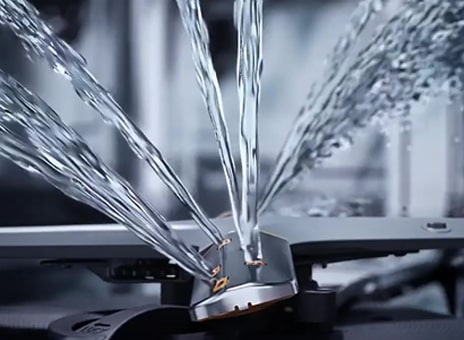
[0,305,462,339]
[0,306,80,330]
[0,306,82,340]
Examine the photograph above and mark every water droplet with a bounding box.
[372,0,384,12]
[53,63,72,81]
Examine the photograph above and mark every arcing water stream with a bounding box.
[175,0,242,243]
[0,0,268,280]
[259,0,390,212]
[0,0,463,278]
[176,0,265,261]
[0,0,223,247]
[260,0,388,212]
[260,0,464,212]
[0,69,213,281]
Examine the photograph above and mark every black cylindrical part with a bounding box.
[296,288,337,331]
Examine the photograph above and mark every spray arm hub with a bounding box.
[189,230,298,321]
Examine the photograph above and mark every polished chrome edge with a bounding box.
[190,280,298,321]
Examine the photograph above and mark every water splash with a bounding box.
[0,0,223,245]
[260,0,464,210]
[175,0,241,240]
[260,0,389,213]
[0,69,213,281]
[268,192,380,218]
[325,0,388,86]
[236,0,264,261]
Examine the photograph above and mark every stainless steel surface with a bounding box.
[1,217,464,259]
[189,231,297,321]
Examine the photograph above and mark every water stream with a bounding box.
[0,69,213,281]
[236,0,264,261]
[176,0,265,261]
[0,0,223,246]
[259,0,389,212]
[260,0,464,212]
[0,0,463,279]
[175,0,241,241]
[0,0,271,280]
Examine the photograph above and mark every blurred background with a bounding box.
[0,0,462,225]
[0,0,461,314]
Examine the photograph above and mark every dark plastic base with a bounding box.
[48,303,462,340]
[48,307,336,340]
[45,258,460,340]
[48,305,199,340]
[48,287,339,340]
